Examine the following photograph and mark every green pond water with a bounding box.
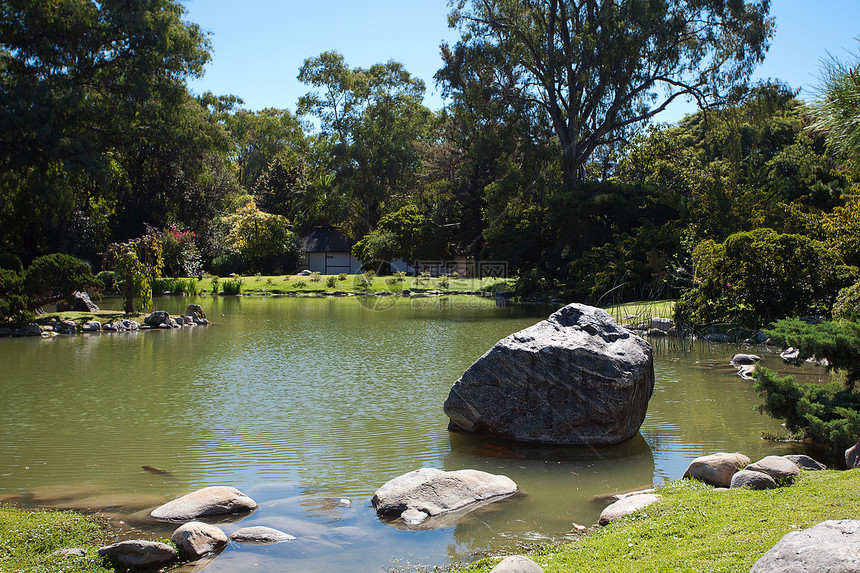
[0,295,829,572]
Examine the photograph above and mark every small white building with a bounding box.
[300,227,363,275]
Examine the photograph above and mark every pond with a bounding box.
[0,295,829,572]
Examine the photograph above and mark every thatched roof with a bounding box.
[301,227,354,253]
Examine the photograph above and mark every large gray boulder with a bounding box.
[372,468,518,527]
[150,486,258,522]
[782,454,826,471]
[490,555,545,572]
[171,522,227,559]
[444,304,654,445]
[98,540,176,568]
[57,291,100,313]
[144,310,170,327]
[683,453,751,487]
[598,493,662,526]
[746,456,800,485]
[730,469,777,490]
[750,520,860,572]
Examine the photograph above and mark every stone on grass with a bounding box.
[846,440,860,469]
[598,493,662,526]
[444,303,654,445]
[57,291,100,313]
[171,522,228,559]
[490,555,545,572]
[683,453,750,487]
[229,526,295,544]
[51,548,87,558]
[730,469,777,490]
[150,486,258,522]
[98,540,176,568]
[750,520,860,572]
[782,454,826,471]
[372,468,518,526]
[746,456,801,485]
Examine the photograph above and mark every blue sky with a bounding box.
[185,1,860,124]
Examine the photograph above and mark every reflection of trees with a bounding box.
[442,432,655,556]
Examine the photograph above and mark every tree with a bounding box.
[352,205,447,268]
[103,233,164,314]
[218,198,302,275]
[446,0,774,188]
[22,253,102,310]
[0,0,225,261]
[810,43,860,163]
[297,51,433,236]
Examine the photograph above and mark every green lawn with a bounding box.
[453,470,860,573]
[604,300,677,324]
[0,507,113,573]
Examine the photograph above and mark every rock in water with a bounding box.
[150,486,258,522]
[171,522,227,558]
[98,540,176,568]
[372,468,518,526]
[443,304,654,445]
[750,520,860,572]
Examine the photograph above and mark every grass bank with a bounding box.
[0,506,113,573]
[454,469,860,573]
[604,300,676,324]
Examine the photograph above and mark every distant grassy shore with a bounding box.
[452,470,860,573]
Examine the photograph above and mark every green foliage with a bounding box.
[209,276,220,294]
[161,225,202,277]
[309,272,322,282]
[834,281,860,321]
[326,276,338,288]
[810,44,860,162]
[755,366,860,460]
[222,279,242,295]
[353,205,446,266]
[448,0,774,186]
[753,319,860,459]
[0,269,32,324]
[219,199,302,274]
[675,228,853,327]
[23,253,101,307]
[765,319,860,390]
[0,253,23,272]
[337,273,347,281]
[102,233,164,313]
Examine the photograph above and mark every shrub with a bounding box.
[222,279,242,295]
[326,276,338,288]
[337,273,347,281]
[0,269,32,324]
[834,281,860,321]
[161,225,201,277]
[754,318,860,460]
[310,272,321,282]
[23,253,102,304]
[209,276,220,294]
[0,253,23,273]
[152,277,180,294]
[675,228,854,327]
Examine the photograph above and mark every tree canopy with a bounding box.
[444,0,774,187]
